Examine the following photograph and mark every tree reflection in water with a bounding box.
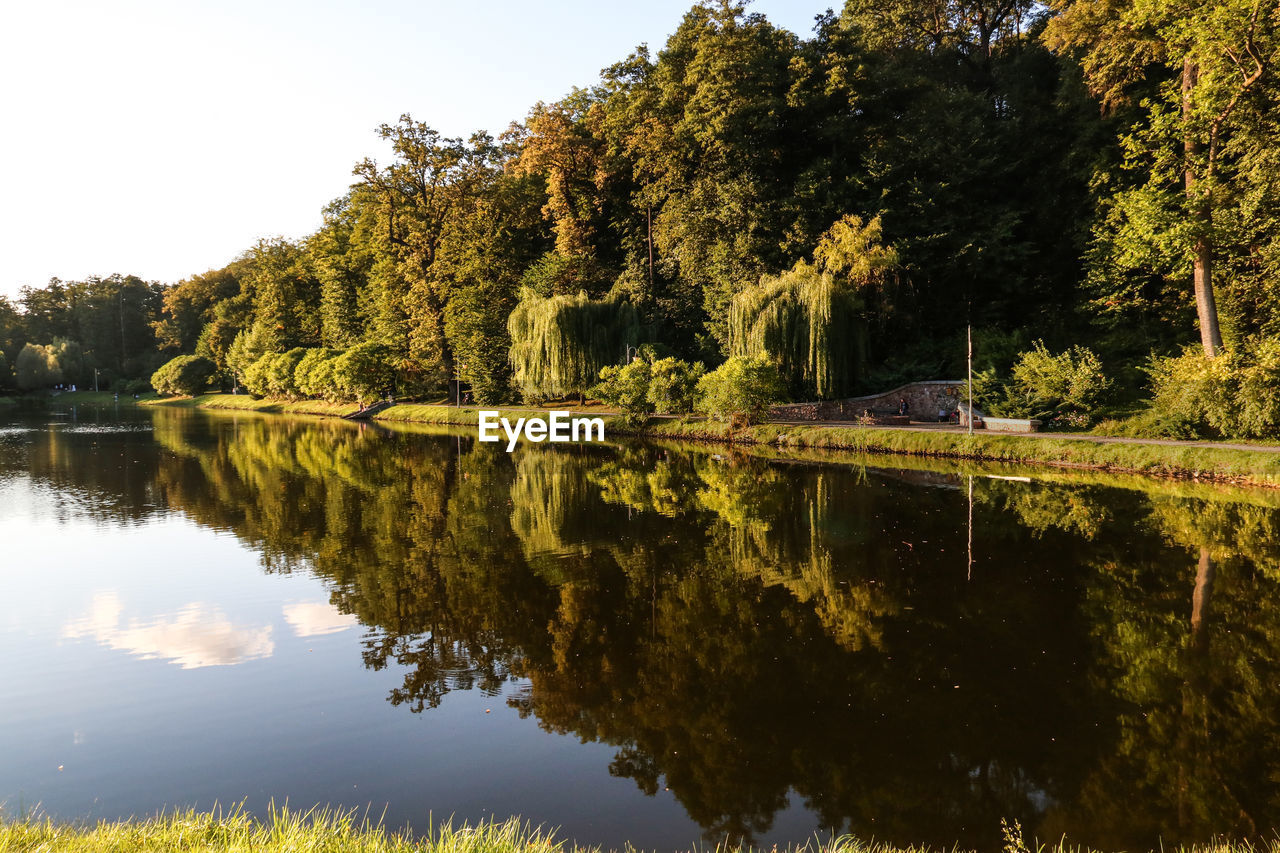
[13,405,1280,850]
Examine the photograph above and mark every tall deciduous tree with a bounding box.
[239,238,322,353]
[620,2,805,351]
[308,195,374,349]
[353,117,500,385]
[153,267,241,354]
[1045,0,1278,356]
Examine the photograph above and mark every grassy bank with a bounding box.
[701,422,1280,486]
[52,390,161,405]
[143,394,360,418]
[0,809,1271,853]
[375,403,1280,486]
[144,395,1280,487]
[0,391,159,407]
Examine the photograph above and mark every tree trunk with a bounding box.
[647,205,655,295]
[1191,546,1215,653]
[1192,234,1222,356]
[1183,58,1224,357]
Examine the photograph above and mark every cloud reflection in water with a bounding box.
[62,591,274,669]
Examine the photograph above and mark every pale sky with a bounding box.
[0,0,825,301]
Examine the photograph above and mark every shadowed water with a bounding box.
[3,403,1280,851]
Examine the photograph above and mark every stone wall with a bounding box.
[770,380,965,422]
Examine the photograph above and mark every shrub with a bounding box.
[647,357,705,415]
[241,353,275,398]
[1235,338,1280,438]
[593,359,653,425]
[264,347,307,399]
[120,378,153,396]
[332,342,395,407]
[313,354,342,402]
[150,355,216,396]
[969,341,1111,425]
[294,348,339,400]
[1141,339,1280,439]
[695,356,785,428]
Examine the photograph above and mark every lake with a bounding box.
[3,402,1280,851]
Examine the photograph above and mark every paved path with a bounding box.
[768,419,1280,454]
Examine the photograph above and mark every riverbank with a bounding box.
[0,390,160,406]
[142,395,1280,488]
[142,393,359,417]
[0,809,1266,853]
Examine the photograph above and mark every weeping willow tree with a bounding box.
[728,215,898,401]
[508,288,638,402]
[729,264,865,399]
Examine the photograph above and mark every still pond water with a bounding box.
[3,403,1280,851]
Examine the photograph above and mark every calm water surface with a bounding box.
[3,403,1280,851]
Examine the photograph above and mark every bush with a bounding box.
[1141,339,1280,439]
[695,356,785,428]
[294,348,339,400]
[970,341,1111,425]
[150,355,216,396]
[647,357,705,415]
[332,342,395,407]
[1236,338,1280,438]
[593,359,653,425]
[120,378,153,396]
[241,353,275,398]
[264,348,307,399]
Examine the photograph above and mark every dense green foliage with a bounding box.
[696,356,785,426]
[508,290,638,402]
[5,0,1280,428]
[14,343,63,390]
[592,355,707,423]
[2,275,164,392]
[592,358,653,424]
[646,356,705,414]
[1133,340,1280,439]
[332,342,396,407]
[150,354,216,396]
[971,342,1113,424]
[729,265,865,400]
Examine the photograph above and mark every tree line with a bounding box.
[3,0,1278,433]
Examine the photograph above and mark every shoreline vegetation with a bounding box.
[0,809,1271,853]
[140,394,1280,489]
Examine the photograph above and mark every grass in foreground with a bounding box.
[0,808,551,853]
[0,809,1276,853]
